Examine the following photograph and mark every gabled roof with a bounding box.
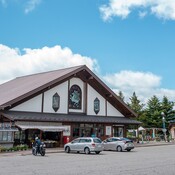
[0,65,137,117]
[0,65,83,108]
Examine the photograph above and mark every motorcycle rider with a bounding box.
[34,137,41,153]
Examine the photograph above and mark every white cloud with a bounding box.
[103,70,161,89]
[0,0,41,13]
[25,0,41,14]
[103,70,175,104]
[1,44,175,105]
[0,0,7,7]
[0,44,99,84]
[100,0,175,21]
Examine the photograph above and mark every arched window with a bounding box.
[69,85,82,109]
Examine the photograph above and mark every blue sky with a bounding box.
[0,0,175,104]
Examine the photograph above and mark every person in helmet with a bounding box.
[34,137,41,153]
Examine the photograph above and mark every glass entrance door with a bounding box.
[80,128,92,137]
[113,127,124,137]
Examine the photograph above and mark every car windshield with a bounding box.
[79,139,91,143]
[93,138,102,143]
[71,139,80,143]
[112,138,120,142]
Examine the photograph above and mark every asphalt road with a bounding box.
[1,145,175,175]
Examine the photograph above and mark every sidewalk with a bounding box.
[0,141,174,157]
[134,140,174,147]
[0,147,64,157]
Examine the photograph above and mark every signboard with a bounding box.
[106,126,111,136]
[63,126,71,136]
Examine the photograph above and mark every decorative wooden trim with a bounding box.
[60,131,63,147]
[105,99,107,116]
[41,93,44,113]
[67,80,70,114]
[84,82,88,114]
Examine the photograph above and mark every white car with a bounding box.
[103,137,134,152]
[64,137,104,154]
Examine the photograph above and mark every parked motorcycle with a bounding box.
[32,142,46,156]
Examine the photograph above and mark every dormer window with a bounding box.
[52,93,60,112]
[94,97,100,114]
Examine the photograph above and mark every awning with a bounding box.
[15,121,68,132]
[138,126,145,131]
[0,128,18,132]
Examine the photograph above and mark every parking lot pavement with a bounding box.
[1,145,175,175]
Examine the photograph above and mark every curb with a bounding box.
[135,143,174,147]
[0,149,65,157]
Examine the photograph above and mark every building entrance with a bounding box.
[113,126,124,137]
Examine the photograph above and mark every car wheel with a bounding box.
[127,149,131,152]
[84,147,90,154]
[65,146,70,153]
[116,146,122,152]
[95,151,100,154]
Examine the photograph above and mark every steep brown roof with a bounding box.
[0,65,137,117]
[0,65,83,108]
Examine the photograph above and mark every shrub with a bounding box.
[0,144,29,153]
[8,147,13,152]
[23,145,28,150]
[15,144,29,151]
[0,145,3,152]
[13,146,18,151]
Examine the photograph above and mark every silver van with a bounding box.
[64,137,104,154]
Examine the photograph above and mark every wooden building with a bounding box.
[0,65,141,148]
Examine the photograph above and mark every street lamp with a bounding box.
[161,112,167,142]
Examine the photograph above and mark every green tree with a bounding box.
[127,92,144,116]
[145,95,162,128]
[161,96,175,125]
[127,92,147,128]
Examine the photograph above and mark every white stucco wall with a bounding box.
[87,84,106,116]
[69,78,85,113]
[43,81,68,113]
[10,77,125,117]
[107,102,124,117]
[10,94,42,112]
